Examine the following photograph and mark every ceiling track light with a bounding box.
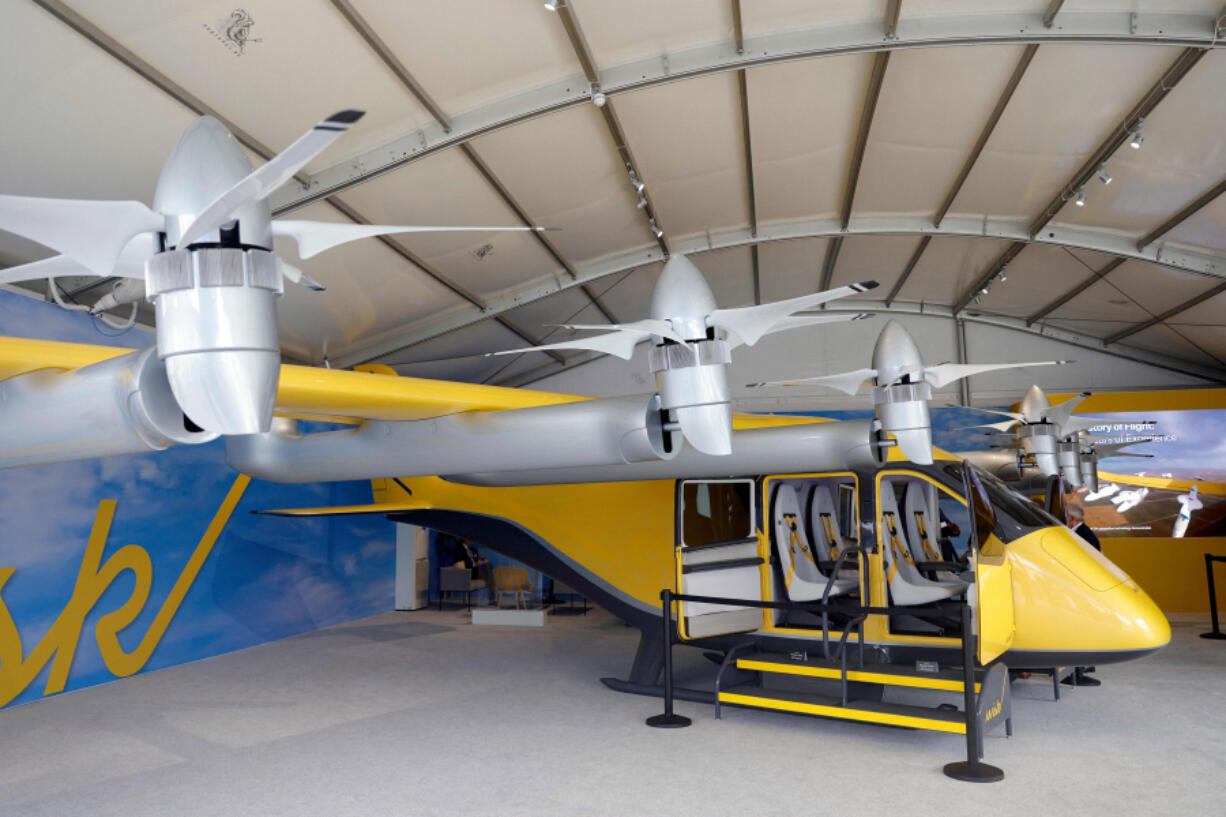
[544,0,561,11]
[1097,164,1112,185]
[979,284,990,296]
[648,218,664,239]
[1129,118,1145,149]
[1074,186,1087,207]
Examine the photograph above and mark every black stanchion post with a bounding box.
[1201,554,1226,640]
[647,588,692,728]
[943,604,1003,782]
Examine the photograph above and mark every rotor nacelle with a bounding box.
[869,320,934,464]
[147,117,282,434]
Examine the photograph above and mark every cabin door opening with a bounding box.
[674,479,764,639]
[766,475,863,630]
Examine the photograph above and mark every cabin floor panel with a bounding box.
[0,612,1221,816]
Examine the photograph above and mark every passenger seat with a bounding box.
[773,484,858,601]
[879,482,964,606]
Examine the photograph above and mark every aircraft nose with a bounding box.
[1113,580,1171,651]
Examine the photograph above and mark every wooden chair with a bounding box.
[493,565,533,609]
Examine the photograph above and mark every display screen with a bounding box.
[1078,410,1226,538]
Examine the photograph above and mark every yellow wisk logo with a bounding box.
[0,475,249,707]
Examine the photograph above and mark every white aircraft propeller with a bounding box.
[0,109,547,299]
[487,254,876,456]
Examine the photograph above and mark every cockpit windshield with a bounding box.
[941,463,1059,542]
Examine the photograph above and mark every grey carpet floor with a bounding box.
[1,608,1223,816]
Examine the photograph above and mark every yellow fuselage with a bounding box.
[381,459,1170,666]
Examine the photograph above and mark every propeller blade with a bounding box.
[552,318,690,348]
[922,360,1066,389]
[953,405,1028,422]
[278,260,325,291]
[0,195,162,278]
[1058,415,1113,437]
[272,220,548,259]
[956,419,1021,433]
[177,110,365,248]
[707,280,878,347]
[726,312,874,350]
[486,329,649,361]
[747,367,877,395]
[676,403,733,456]
[893,428,934,466]
[1093,442,1154,458]
[1043,391,1091,427]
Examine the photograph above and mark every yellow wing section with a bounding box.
[0,335,833,428]
[0,335,584,422]
[253,501,427,517]
[0,335,130,380]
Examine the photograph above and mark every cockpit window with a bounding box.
[942,463,1057,542]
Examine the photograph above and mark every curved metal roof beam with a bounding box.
[336,215,1226,368]
[270,8,1226,215]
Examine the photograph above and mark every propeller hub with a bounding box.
[871,319,924,386]
[154,116,272,249]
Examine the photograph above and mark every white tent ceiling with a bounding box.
[3,0,1226,398]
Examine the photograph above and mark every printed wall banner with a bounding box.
[1077,409,1226,538]
[0,290,393,708]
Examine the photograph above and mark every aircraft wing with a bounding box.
[0,335,587,423]
[252,501,426,517]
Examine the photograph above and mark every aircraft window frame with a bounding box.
[940,463,1059,543]
[875,470,969,557]
[678,479,756,548]
[762,472,861,549]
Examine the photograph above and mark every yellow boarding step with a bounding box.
[737,653,981,693]
[718,686,967,734]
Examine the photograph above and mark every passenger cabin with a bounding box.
[673,459,1032,662]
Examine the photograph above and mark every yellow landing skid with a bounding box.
[717,688,967,734]
[737,655,982,694]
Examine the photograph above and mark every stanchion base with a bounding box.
[1199,631,1226,640]
[943,761,1004,782]
[646,713,692,728]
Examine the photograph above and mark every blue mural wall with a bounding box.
[0,289,394,708]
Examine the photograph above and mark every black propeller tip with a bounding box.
[855,280,880,291]
[324,109,366,126]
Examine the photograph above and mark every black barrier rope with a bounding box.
[1201,554,1226,641]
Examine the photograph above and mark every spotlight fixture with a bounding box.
[1097,164,1112,185]
[1129,118,1145,149]
[997,271,1008,282]
[632,180,645,194]
[544,1,560,11]
[980,284,990,296]
[636,195,648,209]
[1074,186,1087,207]
[592,91,607,107]
[649,219,664,238]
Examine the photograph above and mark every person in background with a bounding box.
[1067,502,1101,552]
[437,533,496,605]
[1063,500,1101,687]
